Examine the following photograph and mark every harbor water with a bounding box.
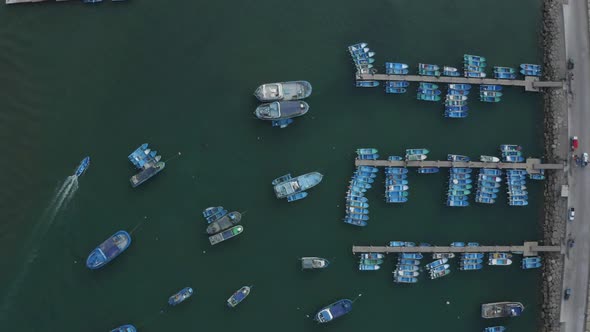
[0,0,544,331]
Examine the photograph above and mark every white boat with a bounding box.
[254,81,312,102]
[480,155,500,163]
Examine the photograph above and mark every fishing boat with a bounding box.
[481,169,502,176]
[425,258,448,270]
[356,81,379,88]
[480,96,502,103]
[208,225,243,245]
[417,93,441,102]
[360,259,383,265]
[445,100,468,106]
[387,81,410,88]
[520,64,541,71]
[445,105,469,111]
[489,258,512,266]
[462,253,484,259]
[359,264,380,271]
[448,154,470,162]
[301,257,330,269]
[405,148,429,155]
[389,241,405,247]
[348,42,368,51]
[495,72,517,79]
[358,166,379,173]
[347,201,369,209]
[110,325,136,332]
[395,270,419,277]
[447,199,469,207]
[494,66,515,73]
[464,64,484,72]
[489,252,512,259]
[449,84,472,90]
[206,212,241,235]
[353,57,375,65]
[429,268,451,279]
[347,213,370,221]
[529,173,545,180]
[464,59,486,67]
[168,287,194,306]
[400,253,423,260]
[385,167,409,174]
[398,259,421,266]
[443,66,461,76]
[480,91,503,97]
[461,259,484,265]
[432,253,455,259]
[315,299,353,323]
[480,156,500,163]
[468,243,479,247]
[464,54,486,62]
[273,172,323,201]
[254,81,312,102]
[417,88,442,95]
[255,101,309,123]
[520,69,541,76]
[204,208,228,224]
[447,89,470,96]
[128,145,166,188]
[343,218,367,227]
[481,302,524,318]
[480,85,503,91]
[430,263,450,273]
[360,253,384,260]
[86,230,132,270]
[386,87,407,94]
[385,62,409,70]
[419,83,438,90]
[417,167,439,174]
[465,71,487,78]
[227,285,251,308]
[406,154,427,161]
[484,327,506,332]
[418,63,439,71]
[74,157,91,176]
[357,148,378,155]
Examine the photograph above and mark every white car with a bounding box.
[569,208,575,221]
[583,153,589,167]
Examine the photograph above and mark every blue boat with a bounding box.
[522,262,542,269]
[480,85,503,91]
[451,178,472,184]
[385,178,408,185]
[449,84,471,90]
[520,69,541,76]
[445,105,469,111]
[460,264,483,270]
[74,157,90,177]
[476,197,495,204]
[385,62,409,70]
[464,54,486,62]
[480,187,500,194]
[520,63,541,70]
[462,253,484,259]
[418,63,439,71]
[385,168,409,175]
[417,93,441,101]
[425,258,449,270]
[347,201,369,209]
[393,276,418,283]
[350,181,371,189]
[357,153,379,160]
[505,155,525,162]
[451,168,472,174]
[417,167,439,174]
[348,213,369,221]
[448,154,470,162]
[443,66,461,76]
[529,173,545,180]
[509,200,528,206]
[387,81,410,88]
[346,195,368,202]
[86,230,132,270]
[168,287,194,306]
[386,87,407,94]
[468,242,480,247]
[396,264,419,272]
[419,69,441,76]
[360,253,385,259]
[462,259,484,265]
[315,299,353,323]
[392,68,410,74]
[388,155,404,161]
[484,326,506,332]
[273,172,323,201]
[400,253,423,259]
[356,81,379,88]
[358,166,378,173]
[354,171,377,178]
[227,285,252,308]
[495,72,517,79]
[353,57,375,65]
[494,66,515,73]
[389,241,405,247]
[464,59,486,67]
[343,218,367,227]
[464,64,484,72]
[477,192,497,199]
[398,258,421,265]
[386,196,408,203]
[348,207,369,215]
[450,242,465,247]
[403,242,416,247]
[386,184,409,191]
[418,88,442,95]
[359,264,380,271]
[418,83,438,90]
[480,96,502,103]
[352,176,374,184]
[110,325,136,332]
[448,89,470,95]
[465,71,487,78]
[481,169,502,176]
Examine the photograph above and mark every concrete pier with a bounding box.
[356,73,564,92]
[352,242,562,257]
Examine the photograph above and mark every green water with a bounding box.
[0,0,544,331]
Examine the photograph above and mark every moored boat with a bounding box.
[254,81,312,102]
[480,85,503,91]
[356,80,379,88]
[484,326,506,332]
[360,253,384,259]
[273,172,323,201]
[417,167,439,174]
[480,155,500,163]
[425,258,448,270]
[255,101,309,121]
[227,285,252,308]
[481,302,524,318]
[360,259,383,265]
[432,253,455,259]
[208,225,244,245]
[419,83,438,90]
[168,287,194,306]
[359,264,380,271]
[429,268,451,279]
[488,258,513,266]
[315,299,353,323]
[449,84,471,90]
[206,212,242,235]
[86,230,132,270]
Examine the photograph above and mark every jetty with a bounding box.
[352,242,561,257]
[356,73,564,92]
[355,158,563,175]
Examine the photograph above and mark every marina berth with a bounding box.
[86,230,131,270]
[253,81,312,102]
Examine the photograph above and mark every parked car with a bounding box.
[583,153,589,167]
[565,288,572,300]
[569,207,575,221]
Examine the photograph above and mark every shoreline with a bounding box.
[540,0,569,331]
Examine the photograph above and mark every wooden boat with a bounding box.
[449,84,471,90]
[227,286,251,308]
[206,212,241,235]
[86,230,132,270]
[480,85,503,91]
[481,302,524,318]
[359,264,380,271]
[110,325,136,332]
[356,80,379,88]
[208,225,243,245]
[417,167,439,174]
[254,81,312,102]
[315,299,353,323]
[168,287,194,306]
[301,257,330,269]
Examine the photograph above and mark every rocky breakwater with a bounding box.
[540,0,568,332]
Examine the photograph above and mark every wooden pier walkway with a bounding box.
[356,73,564,92]
[355,158,564,174]
[352,242,562,257]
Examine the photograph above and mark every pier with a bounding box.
[355,158,564,174]
[352,242,562,257]
[356,73,564,92]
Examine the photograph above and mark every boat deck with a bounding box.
[356,73,564,92]
[352,242,561,257]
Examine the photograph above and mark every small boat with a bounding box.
[464,64,484,72]
[484,326,506,332]
[417,88,442,95]
[480,91,503,97]
[273,172,323,201]
[315,299,353,323]
[430,269,451,279]
[351,175,374,183]
[357,148,378,155]
[450,184,472,190]
[529,173,545,180]
[477,192,497,199]
[481,169,502,175]
[389,241,405,247]
[385,179,409,186]
[445,100,468,106]
[354,171,377,178]
[480,156,500,163]
[350,180,371,189]
[255,101,309,122]
[385,62,409,69]
[448,154,470,162]
[489,253,512,259]
[417,167,439,174]
[432,253,455,259]
[387,81,409,88]
[468,242,481,247]
[480,85,503,91]
[398,259,421,266]
[347,201,369,209]
[447,89,470,95]
[504,155,525,162]
[489,258,513,266]
[464,59,486,67]
[386,184,409,192]
[207,212,242,235]
[465,71,487,78]
[461,259,484,265]
[204,208,228,224]
[359,264,380,271]
[360,253,384,260]
[348,42,368,51]
[481,175,502,182]
[357,153,379,160]
[387,155,403,161]
[450,242,465,247]
[110,325,136,332]
[520,69,541,76]
[403,242,416,247]
[208,225,244,245]
[74,157,91,177]
[418,63,439,71]
[301,257,330,269]
[386,196,408,203]
[168,287,194,306]
[347,213,370,221]
[464,54,486,62]
[343,218,367,227]
[395,270,419,277]
[522,261,542,269]
[254,81,312,102]
[450,167,472,173]
[227,285,252,308]
[417,93,441,102]
[495,72,517,79]
[481,302,524,318]
[400,253,423,260]
[386,87,407,94]
[358,166,378,173]
[393,276,418,283]
[406,148,430,155]
[480,96,502,103]
[445,105,469,111]
[494,66,515,73]
[356,80,379,88]
[353,57,375,65]
[346,195,368,203]
[443,66,460,76]
[425,258,448,270]
[460,264,483,270]
[385,192,409,198]
[447,199,469,207]
[462,253,484,259]
[449,84,471,90]
[431,264,451,273]
[360,259,383,265]
[86,230,132,270]
[348,207,369,215]
[449,189,471,196]
[520,63,541,71]
[419,83,438,90]
[452,178,472,184]
[406,154,427,161]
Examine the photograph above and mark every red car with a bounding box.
[571,136,579,151]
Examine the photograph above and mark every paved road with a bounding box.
[562,1,590,331]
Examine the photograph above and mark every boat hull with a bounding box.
[86,230,132,270]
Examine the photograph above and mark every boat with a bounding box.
[387,81,410,88]
[315,299,353,323]
[445,100,467,106]
[447,199,469,207]
[448,154,470,162]
[358,166,378,173]
[208,225,244,245]
[204,207,228,224]
[520,69,541,76]
[357,148,378,155]
[227,285,251,308]
[385,62,409,69]
[445,105,469,111]
[74,157,91,177]
[429,268,451,279]
[461,258,484,265]
[301,257,330,269]
[520,64,541,71]
[489,253,512,259]
[395,270,419,277]
[356,81,379,88]
[529,173,545,180]
[417,88,442,95]
[484,327,506,332]
[254,81,312,102]
[443,66,461,76]
[353,57,375,65]
[450,167,472,173]
[447,89,470,95]
[418,63,439,70]
[480,156,500,163]
[398,259,421,266]
[273,172,323,201]
[449,84,471,90]
[385,167,409,174]
[462,253,484,259]
[417,167,439,174]
[481,302,524,318]
[425,258,448,269]
[255,101,309,122]
[464,59,486,67]
[385,192,409,199]
[393,276,418,283]
[430,263,450,272]
[432,253,455,259]
[419,83,438,90]
[356,153,380,160]
[480,91,503,97]
[168,287,194,306]
[481,169,502,176]
[404,154,427,161]
[389,241,405,247]
[480,85,503,91]
[359,264,380,271]
[450,242,465,247]
[464,54,486,62]
[86,230,132,270]
[347,201,369,209]
[360,259,383,265]
[110,325,136,332]
[347,213,370,221]
[417,93,441,102]
[495,72,517,79]
[400,253,423,260]
[406,148,430,156]
[360,253,384,259]
[343,218,367,227]
[403,241,416,247]
[494,66,515,73]
[489,258,513,266]
[465,71,487,78]
[387,184,409,192]
[464,64,484,72]
[386,87,407,94]
[348,42,368,51]
[480,96,502,103]
[522,257,541,264]
[130,160,166,188]
[206,212,241,235]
